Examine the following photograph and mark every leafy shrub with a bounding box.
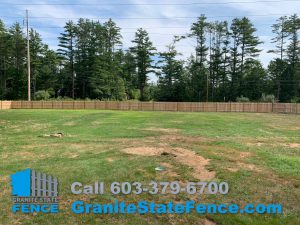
[260,93,276,103]
[291,97,300,103]
[34,90,50,100]
[236,96,250,102]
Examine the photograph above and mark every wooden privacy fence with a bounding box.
[0,100,299,114]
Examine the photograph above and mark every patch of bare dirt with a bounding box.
[204,219,216,225]
[172,148,215,180]
[0,176,9,182]
[106,157,115,162]
[66,153,79,158]
[142,127,180,133]
[63,121,76,126]
[22,143,62,149]
[237,162,262,172]
[122,146,215,180]
[283,143,300,148]
[239,152,252,158]
[289,127,300,131]
[157,162,179,178]
[245,141,264,147]
[159,135,213,143]
[15,151,36,158]
[12,151,50,160]
[70,143,89,149]
[123,147,165,156]
[227,167,239,172]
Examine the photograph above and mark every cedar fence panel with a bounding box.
[119,102,131,110]
[42,101,53,109]
[95,101,106,110]
[141,102,154,111]
[84,101,96,109]
[74,101,85,110]
[106,101,119,110]
[178,102,192,112]
[31,101,43,109]
[12,101,22,109]
[52,101,63,109]
[62,101,74,109]
[217,103,231,112]
[0,101,12,109]
[203,103,217,112]
[273,103,298,114]
[1,101,299,114]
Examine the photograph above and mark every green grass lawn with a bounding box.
[0,110,299,225]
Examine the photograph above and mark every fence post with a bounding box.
[0,101,2,110]
[152,101,154,111]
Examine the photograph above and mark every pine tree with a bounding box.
[230,17,262,100]
[58,21,76,98]
[0,19,8,99]
[156,40,185,101]
[209,21,230,101]
[121,51,137,100]
[268,16,289,100]
[286,14,300,100]
[269,16,289,60]
[189,15,209,101]
[29,29,44,97]
[6,23,27,99]
[130,28,156,101]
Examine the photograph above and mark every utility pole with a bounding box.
[26,9,31,101]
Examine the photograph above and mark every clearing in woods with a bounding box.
[0,110,299,225]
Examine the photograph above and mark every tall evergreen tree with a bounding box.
[156,40,185,101]
[58,21,76,98]
[189,15,209,101]
[6,23,27,99]
[286,14,300,98]
[268,16,289,100]
[130,28,156,101]
[29,29,44,97]
[0,19,8,99]
[230,17,262,100]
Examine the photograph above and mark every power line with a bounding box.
[1,13,299,20]
[0,0,299,6]
[11,23,277,29]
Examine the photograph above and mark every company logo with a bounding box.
[10,169,59,213]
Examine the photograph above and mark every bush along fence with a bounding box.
[0,101,299,114]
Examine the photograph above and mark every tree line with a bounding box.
[0,14,299,102]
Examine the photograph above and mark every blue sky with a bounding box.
[1,0,300,81]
